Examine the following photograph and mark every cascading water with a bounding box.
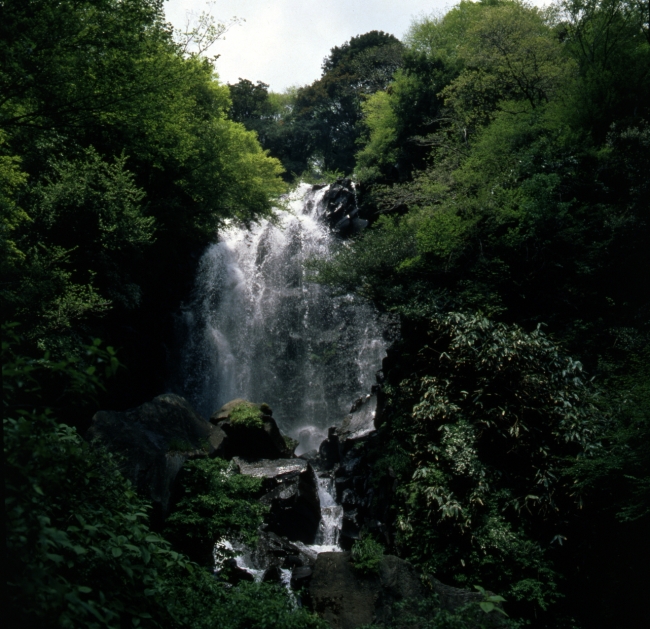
[178,183,388,454]
[311,474,344,552]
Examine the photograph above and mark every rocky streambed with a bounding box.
[87,391,494,629]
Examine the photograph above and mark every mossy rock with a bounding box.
[229,401,264,428]
[209,399,292,461]
[212,399,273,423]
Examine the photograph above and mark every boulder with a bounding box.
[210,398,294,461]
[320,178,368,236]
[338,394,378,448]
[217,531,317,586]
[236,458,321,543]
[309,552,425,629]
[251,531,316,587]
[253,531,317,572]
[87,393,226,516]
[309,552,503,629]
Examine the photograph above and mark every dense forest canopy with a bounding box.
[1,0,285,408]
[3,1,649,628]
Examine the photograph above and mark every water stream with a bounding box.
[311,473,344,552]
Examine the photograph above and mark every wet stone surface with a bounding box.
[235,458,321,543]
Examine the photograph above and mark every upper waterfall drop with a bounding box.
[178,182,388,453]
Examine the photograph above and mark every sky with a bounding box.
[163,0,455,91]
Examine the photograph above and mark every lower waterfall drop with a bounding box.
[311,474,344,553]
[178,183,388,453]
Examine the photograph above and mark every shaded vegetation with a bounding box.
[163,458,267,566]
[312,1,650,627]
[4,1,649,628]
[1,0,285,409]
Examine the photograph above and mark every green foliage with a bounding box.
[1,0,286,365]
[440,2,574,127]
[330,7,650,625]
[377,313,600,609]
[4,326,326,628]
[0,130,30,265]
[4,327,190,628]
[473,585,508,616]
[570,349,650,522]
[162,565,328,629]
[229,401,265,428]
[355,90,399,180]
[558,0,650,140]
[163,458,267,566]
[3,148,155,348]
[291,31,404,175]
[351,537,385,575]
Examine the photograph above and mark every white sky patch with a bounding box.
[164,0,551,92]
[164,0,451,90]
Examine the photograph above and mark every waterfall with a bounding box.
[178,183,388,453]
[311,474,344,552]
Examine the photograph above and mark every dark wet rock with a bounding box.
[210,398,294,461]
[220,531,317,586]
[308,552,503,628]
[262,565,284,583]
[254,531,317,570]
[339,394,378,446]
[236,459,321,543]
[87,393,225,516]
[312,391,399,548]
[291,565,314,588]
[318,426,341,469]
[308,552,425,629]
[223,558,256,584]
[319,178,367,236]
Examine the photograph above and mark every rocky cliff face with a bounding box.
[235,458,321,543]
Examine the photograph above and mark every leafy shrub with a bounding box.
[570,348,650,522]
[163,458,268,566]
[229,401,265,428]
[162,562,328,629]
[3,327,191,628]
[351,537,385,575]
[371,313,603,611]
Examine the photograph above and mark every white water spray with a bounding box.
[179,183,387,453]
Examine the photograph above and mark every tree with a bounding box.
[1,0,286,400]
[320,2,650,625]
[4,326,186,628]
[292,31,404,174]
